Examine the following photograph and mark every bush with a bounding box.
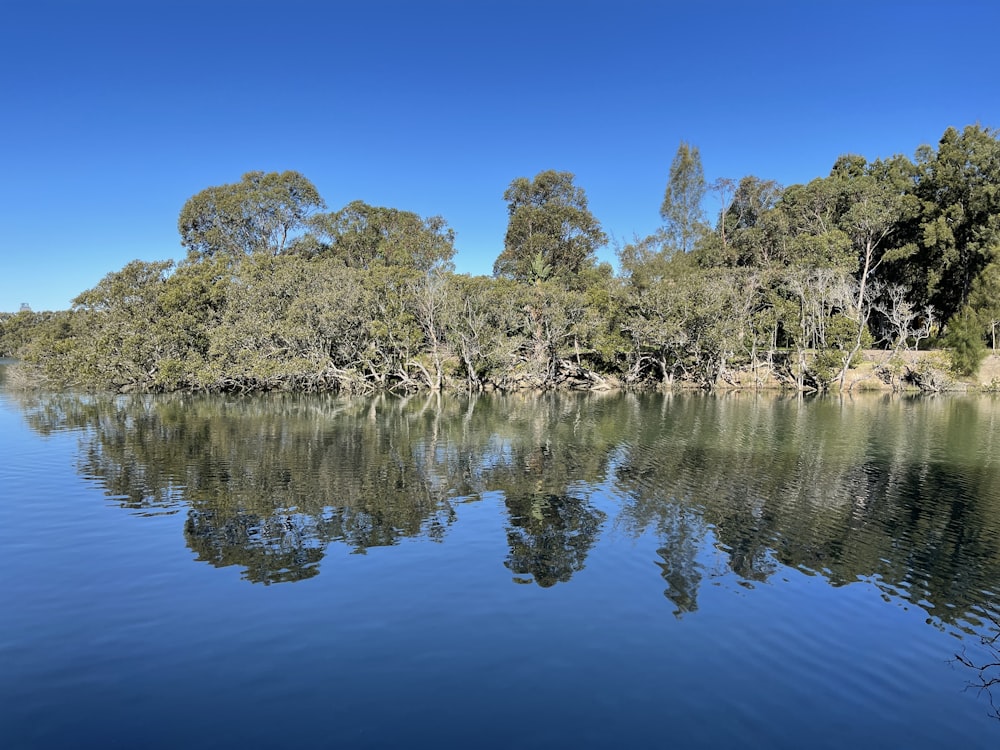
[807,348,843,388]
[946,308,987,376]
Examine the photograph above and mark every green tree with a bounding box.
[831,161,907,310]
[618,254,746,387]
[68,260,176,389]
[178,171,325,260]
[888,125,1000,324]
[2,310,79,376]
[969,262,1000,350]
[441,275,526,389]
[205,254,378,392]
[206,253,318,388]
[617,231,674,290]
[150,257,232,388]
[710,176,736,250]
[945,306,988,376]
[0,309,46,358]
[493,170,607,285]
[829,160,908,390]
[304,200,455,271]
[719,175,785,267]
[776,178,853,269]
[660,142,708,253]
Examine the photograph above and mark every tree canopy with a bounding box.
[493,170,607,284]
[303,200,455,271]
[178,171,325,260]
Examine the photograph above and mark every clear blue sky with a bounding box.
[2,0,998,312]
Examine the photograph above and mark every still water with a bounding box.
[2,367,1000,748]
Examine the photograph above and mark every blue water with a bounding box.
[2,385,999,748]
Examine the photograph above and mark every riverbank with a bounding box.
[838,350,1000,393]
[5,349,1000,395]
[713,351,1000,394]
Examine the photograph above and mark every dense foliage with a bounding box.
[3,125,999,393]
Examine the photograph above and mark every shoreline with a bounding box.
[5,351,1000,396]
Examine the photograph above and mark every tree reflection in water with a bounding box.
[954,613,1000,719]
[653,504,707,615]
[504,493,605,587]
[185,509,326,584]
[8,387,1000,645]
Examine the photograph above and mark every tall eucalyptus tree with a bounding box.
[494,170,606,285]
[660,142,708,253]
[178,171,325,260]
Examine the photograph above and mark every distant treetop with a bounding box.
[178,171,326,260]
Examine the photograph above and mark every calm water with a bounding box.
[2,365,1000,748]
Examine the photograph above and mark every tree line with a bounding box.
[3,123,1000,393]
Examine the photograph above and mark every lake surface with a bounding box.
[2,365,1000,748]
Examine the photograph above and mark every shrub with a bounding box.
[946,308,987,376]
